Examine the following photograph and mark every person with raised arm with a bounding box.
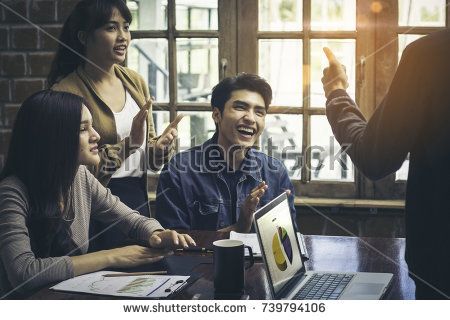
[48,0,182,248]
[321,30,450,299]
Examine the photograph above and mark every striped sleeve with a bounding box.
[0,179,74,295]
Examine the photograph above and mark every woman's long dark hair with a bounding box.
[0,90,84,258]
[47,0,132,87]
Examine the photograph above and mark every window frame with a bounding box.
[129,0,449,200]
[238,0,359,198]
[236,0,449,200]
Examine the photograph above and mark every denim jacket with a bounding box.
[155,136,296,230]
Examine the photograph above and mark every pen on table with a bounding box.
[175,247,213,253]
[103,271,168,277]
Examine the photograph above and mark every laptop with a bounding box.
[253,192,393,300]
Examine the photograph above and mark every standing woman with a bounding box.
[48,0,180,248]
[0,90,194,298]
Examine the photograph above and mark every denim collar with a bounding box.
[201,133,262,182]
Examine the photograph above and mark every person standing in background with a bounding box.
[321,29,450,299]
[48,0,182,249]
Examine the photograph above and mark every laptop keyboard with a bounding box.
[293,273,355,300]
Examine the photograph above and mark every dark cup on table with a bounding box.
[213,239,254,298]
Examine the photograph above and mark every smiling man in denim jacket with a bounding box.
[155,73,296,232]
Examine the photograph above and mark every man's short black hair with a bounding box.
[211,73,272,113]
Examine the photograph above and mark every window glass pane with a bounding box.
[176,0,218,30]
[396,154,410,181]
[178,111,216,151]
[261,115,303,179]
[128,39,169,102]
[259,40,302,106]
[128,0,167,30]
[177,38,218,102]
[310,39,355,108]
[259,0,302,31]
[310,115,354,181]
[399,0,446,26]
[311,0,356,31]
[398,34,424,61]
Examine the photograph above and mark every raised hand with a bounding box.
[155,114,185,153]
[237,181,269,232]
[129,100,151,147]
[322,47,349,98]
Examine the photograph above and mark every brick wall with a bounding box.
[0,0,79,169]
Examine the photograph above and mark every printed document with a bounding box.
[51,271,189,298]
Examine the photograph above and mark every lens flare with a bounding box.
[370,1,383,14]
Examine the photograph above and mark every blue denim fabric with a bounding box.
[155,137,296,231]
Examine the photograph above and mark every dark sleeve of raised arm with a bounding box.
[326,45,427,180]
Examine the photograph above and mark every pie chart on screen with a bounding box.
[272,226,294,271]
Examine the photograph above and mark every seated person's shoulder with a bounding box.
[0,176,29,208]
[75,165,90,181]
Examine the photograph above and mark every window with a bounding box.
[128,0,449,199]
[127,0,219,156]
[258,1,357,186]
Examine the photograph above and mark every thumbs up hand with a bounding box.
[322,47,349,98]
[155,114,185,153]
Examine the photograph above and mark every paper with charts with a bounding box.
[50,271,189,298]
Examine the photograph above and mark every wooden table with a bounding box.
[28,231,415,300]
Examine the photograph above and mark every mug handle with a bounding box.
[244,245,254,269]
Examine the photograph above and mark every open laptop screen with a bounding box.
[254,193,304,295]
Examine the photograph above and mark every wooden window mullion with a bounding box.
[237,0,258,74]
[167,0,178,123]
[360,0,399,199]
[301,0,312,184]
[447,0,450,26]
[218,0,237,78]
